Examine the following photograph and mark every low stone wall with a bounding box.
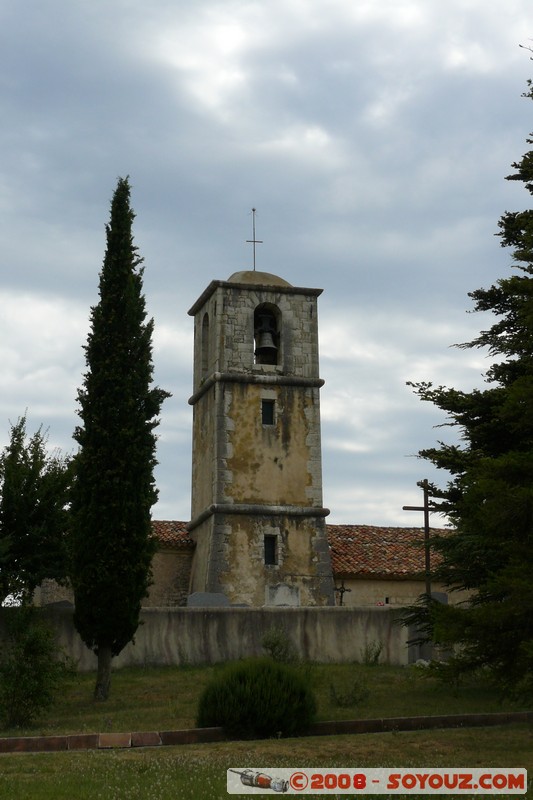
[2,712,531,753]
[0,606,413,671]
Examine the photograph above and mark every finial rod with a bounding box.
[246,207,263,271]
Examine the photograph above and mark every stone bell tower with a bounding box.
[186,269,334,606]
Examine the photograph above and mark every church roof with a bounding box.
[151,520,195,549]
[328,524,445,579]
[151,520,446,578]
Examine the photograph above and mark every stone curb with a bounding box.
[307,710,533,737]
[0,712,530,755]
[0,727,226,754]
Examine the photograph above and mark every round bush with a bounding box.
[196,657,316,739]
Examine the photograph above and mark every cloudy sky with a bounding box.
[1,0,531,527]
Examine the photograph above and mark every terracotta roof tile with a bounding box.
[151,520,194,549]
[327,524,446,578]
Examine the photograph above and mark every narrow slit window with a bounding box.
[261,399,275,426]
[264,535,277,565]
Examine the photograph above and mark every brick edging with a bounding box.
[0,712,530,754]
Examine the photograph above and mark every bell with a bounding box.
[255,313,278,363]
[255,330,278,360]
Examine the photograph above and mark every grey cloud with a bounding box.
[0,0,530,525]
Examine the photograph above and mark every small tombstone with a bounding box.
[265,584,300,607]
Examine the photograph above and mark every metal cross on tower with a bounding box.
[246,208,263,270]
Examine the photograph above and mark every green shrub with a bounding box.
[261,625,298,663]
[361,640,383,665]
[0,606,74,727]
[196,657,316,739]
[329,677,370,708]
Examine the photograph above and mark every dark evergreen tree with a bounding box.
[71,177,170,700]
[0,416,70,605]
[405,81,533,696]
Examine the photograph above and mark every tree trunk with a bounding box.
[94,645,113,701]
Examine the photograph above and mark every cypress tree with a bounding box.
[71,177,170,700]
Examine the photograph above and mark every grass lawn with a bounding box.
[1,726,531,800]
[0,661,528,738]
[0,663,531,799]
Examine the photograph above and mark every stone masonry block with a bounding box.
[98,732,132,749]
[132,731,162,748]
[68,734,99,750]
[0,735,68,753]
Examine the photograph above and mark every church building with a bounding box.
[35,264,464,611]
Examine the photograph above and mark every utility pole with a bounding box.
[403,479,432,599]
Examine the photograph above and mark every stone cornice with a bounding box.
[188,280,322,316]
[187,503,330,532]
[188,371,324,405]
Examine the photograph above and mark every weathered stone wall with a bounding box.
[338,578,471,607]
[34,548,195,610]
[145,549,194,607]
[225,382,323,507]
[189,280,323,386]
[0,606,412,671]
[211,514,333,606]
[33,579,74,606]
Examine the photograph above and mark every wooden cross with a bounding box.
[403,478,432,598]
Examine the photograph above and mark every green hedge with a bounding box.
[196,657,316,739]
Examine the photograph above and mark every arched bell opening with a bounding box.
[254,304,280,365]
